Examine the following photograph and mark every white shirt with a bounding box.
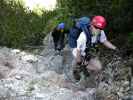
[72,30,107,57]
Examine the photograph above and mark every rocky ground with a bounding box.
[0,34,132,100]
[0,46,132,100]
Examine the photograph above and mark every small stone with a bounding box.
[15,75,22,80]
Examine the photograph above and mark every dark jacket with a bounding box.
[52,27,69,50]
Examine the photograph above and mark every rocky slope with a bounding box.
[0,34,132,100]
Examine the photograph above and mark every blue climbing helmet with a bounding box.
[57,23,65,30]
[75,17,91,29]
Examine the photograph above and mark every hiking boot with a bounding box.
[73,69,81,82]
[55,50,62,56]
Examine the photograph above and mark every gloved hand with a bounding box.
[115,47,120,52]
[114,47,121,55]
[76,57,82,65]
[77,61,82,65]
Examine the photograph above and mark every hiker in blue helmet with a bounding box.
[57,23,65,30]
[52,22,69,53]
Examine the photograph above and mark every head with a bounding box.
[91,16,107,35]
[57,23,65,32]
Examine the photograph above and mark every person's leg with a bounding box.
[53,37,58,50]
[52,33,59,51]
[57,41,62,51]
[54,42,58,50]
[72,48,82,81]
[86,57,102,72]
[72,59,81,81]
[86,57,103,86]
[57,33,65,51]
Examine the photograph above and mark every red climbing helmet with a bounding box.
[91,16,107,29]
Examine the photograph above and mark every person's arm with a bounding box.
[76,32,86,64]
[103,40,117,50]
[100,30,117,50]
[76,49,82,64]
[51,27,57,36]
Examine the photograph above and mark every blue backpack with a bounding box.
[68,17,92,48]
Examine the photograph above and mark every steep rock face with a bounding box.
[42,34,133,99]
[0,47,96,100]
[0,34,132,100]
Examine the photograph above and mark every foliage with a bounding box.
[57,0,133,33]
[43,8,73,34]
[0,0,57,49]
[128,32,133,45]
[0,0,133,49]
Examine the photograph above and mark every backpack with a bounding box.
[68,17,91,48]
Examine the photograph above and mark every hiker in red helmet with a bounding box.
[71,15,118,81]
[91,16,106,29]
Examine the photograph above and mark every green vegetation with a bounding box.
[0,0,58,48]
[128,32,133,46]
[57,0,133,33]
[0,0,133,49]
